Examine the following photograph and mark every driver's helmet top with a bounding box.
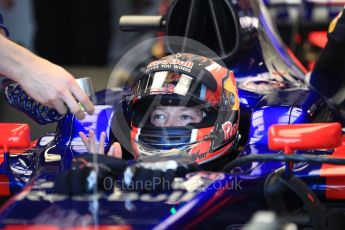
[126,53,240,165]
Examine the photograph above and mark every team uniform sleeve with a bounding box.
[311,8,345,98]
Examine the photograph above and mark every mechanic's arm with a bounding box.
[79,130,123,158]
[0,34,95,120]
[311,8,345,98]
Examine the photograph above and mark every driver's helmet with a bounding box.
[118,53,240,165]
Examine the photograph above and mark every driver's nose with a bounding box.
[165,117,174,126]
[165,116,180,127]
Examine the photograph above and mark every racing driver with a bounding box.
[80,53,241,169]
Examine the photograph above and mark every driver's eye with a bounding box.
[152,114,166,120]
[181,115,193,121]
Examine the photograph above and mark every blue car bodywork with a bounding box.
[0,0,344,229]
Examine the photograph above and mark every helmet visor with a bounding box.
[130,71,218,128]
[131,71,213,105]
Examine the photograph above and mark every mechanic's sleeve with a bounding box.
[310,8,345,98]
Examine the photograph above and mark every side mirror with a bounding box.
[268,123,342,154]
[0,123,31,151]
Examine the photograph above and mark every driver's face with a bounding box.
[150,106,203,127]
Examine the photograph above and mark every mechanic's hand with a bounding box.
[0,36,94,120]
[17,56,94,120]
[79,129,123,158]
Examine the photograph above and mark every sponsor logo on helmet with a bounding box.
[147,57,194,73]
[191,152,207,161]
[147,57,194,69]
[222,122,238,141]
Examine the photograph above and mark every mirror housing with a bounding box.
[0,123,31,151]
[268,123,342,153]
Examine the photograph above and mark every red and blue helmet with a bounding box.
[116,53,240,165]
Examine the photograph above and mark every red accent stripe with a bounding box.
[184,196,233,230]
[307,193,315,203]
[3,144,8,154]
[308,31,327,49]
[30,140,38,148]
[285,47,308,74]
[0,174,10,196]
[183,195,247,230]
[4,225,60,230]
[320,135,345,199]
[199,188,227,212]
[0,184,34,214]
